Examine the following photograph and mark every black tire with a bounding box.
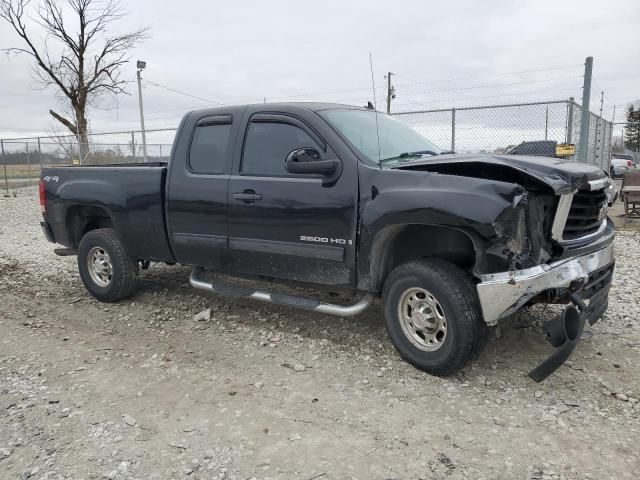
[382,259,487,376]
[77,228,138,302]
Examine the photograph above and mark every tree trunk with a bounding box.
[75,108,89,164]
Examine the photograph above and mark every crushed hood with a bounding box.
[393,153,606,194]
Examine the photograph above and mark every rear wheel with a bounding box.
[382,259,487,376]
[77,228,138,302]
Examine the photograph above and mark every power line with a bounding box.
[391,87,581,110]
[256,63,583,103]
[248,75,581,107]
[262,85,386,102]
[394,75,582,97]
[143,79,227,106]
[393,73,474,99]
[391,65,583,88]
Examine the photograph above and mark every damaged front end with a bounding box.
[476,190,615,381]
[486,190,556,273]
[394,157,615,381]
[528,294,586,382]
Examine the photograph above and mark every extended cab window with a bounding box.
[189,123,232,174]
[242,122,320,176]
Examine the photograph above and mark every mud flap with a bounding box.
[528,294,587,383]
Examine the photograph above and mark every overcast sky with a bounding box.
[1,0,639,139]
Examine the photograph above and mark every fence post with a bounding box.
[595,114,603,168]
[131,131,136,162]
[578,56,593,162]
[544,106,549,140]
[1,139,9,196]
[451,108,456,152]
[607,121,613,171]
[37,137,42,166]
[25,142,32,184]
[566,97,574,144]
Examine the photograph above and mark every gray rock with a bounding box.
[104,469,117,479]
[194,308,211,322]
[170,440,189,449]
[293,364,306,372]
[615,393,629,402]
[122,414,137,426]
[0,447,12,459]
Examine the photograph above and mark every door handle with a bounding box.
[232,190,262,203]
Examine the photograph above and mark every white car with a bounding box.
[610,154,635,177]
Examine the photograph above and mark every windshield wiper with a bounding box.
[378,150,439,166]
[403,150,439,157]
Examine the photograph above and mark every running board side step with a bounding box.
[54,248,77,256]
[189,268,374,317]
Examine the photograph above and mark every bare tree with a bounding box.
[0,0,148,161]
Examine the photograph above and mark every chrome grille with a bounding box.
[562,189,608,241]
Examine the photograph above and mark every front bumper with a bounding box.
[477,243,614,325]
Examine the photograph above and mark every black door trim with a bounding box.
[172,233,228,248]
[228,237,344,261]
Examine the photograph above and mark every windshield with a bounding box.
[320,108,441,166]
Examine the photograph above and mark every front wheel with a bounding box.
[382,259,487,376]
[77,228,138,302]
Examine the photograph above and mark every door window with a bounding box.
[189,123,232,174]
[242,122,320,176]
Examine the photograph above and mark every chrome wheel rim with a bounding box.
[397,287,447,351]
[87,246,112,287]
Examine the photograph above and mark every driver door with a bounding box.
[226,111,358,286]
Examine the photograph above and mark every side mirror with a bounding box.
[285,148,339,175]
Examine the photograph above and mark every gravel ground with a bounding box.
[1,187,639,480]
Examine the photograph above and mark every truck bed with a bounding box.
[41,163,175,262]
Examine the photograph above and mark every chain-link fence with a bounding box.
[1,128,176,190]
[391,98,612,170]
[1,99,613,192]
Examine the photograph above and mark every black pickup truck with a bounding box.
[40,103,615,381]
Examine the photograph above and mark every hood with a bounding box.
[393,153,606,195]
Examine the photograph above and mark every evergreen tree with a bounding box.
[624,104,640,152]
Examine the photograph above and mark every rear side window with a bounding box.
[189,124,232,174]
[242,122,320,176]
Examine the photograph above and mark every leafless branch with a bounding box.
[0,0,149,138]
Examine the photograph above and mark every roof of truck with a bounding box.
[187,102,370,116]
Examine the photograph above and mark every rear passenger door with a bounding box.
[226,110,358,286]
[166,112,238,268]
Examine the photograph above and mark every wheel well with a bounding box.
[66,205,114,248]
[370,225,477,291]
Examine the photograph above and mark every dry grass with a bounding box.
[1,164,42,179]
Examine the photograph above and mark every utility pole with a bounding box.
[136,60,148,162]
[386,72,395,114]
[577,56,593,163]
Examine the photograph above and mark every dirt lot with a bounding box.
[1,187,639,480]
